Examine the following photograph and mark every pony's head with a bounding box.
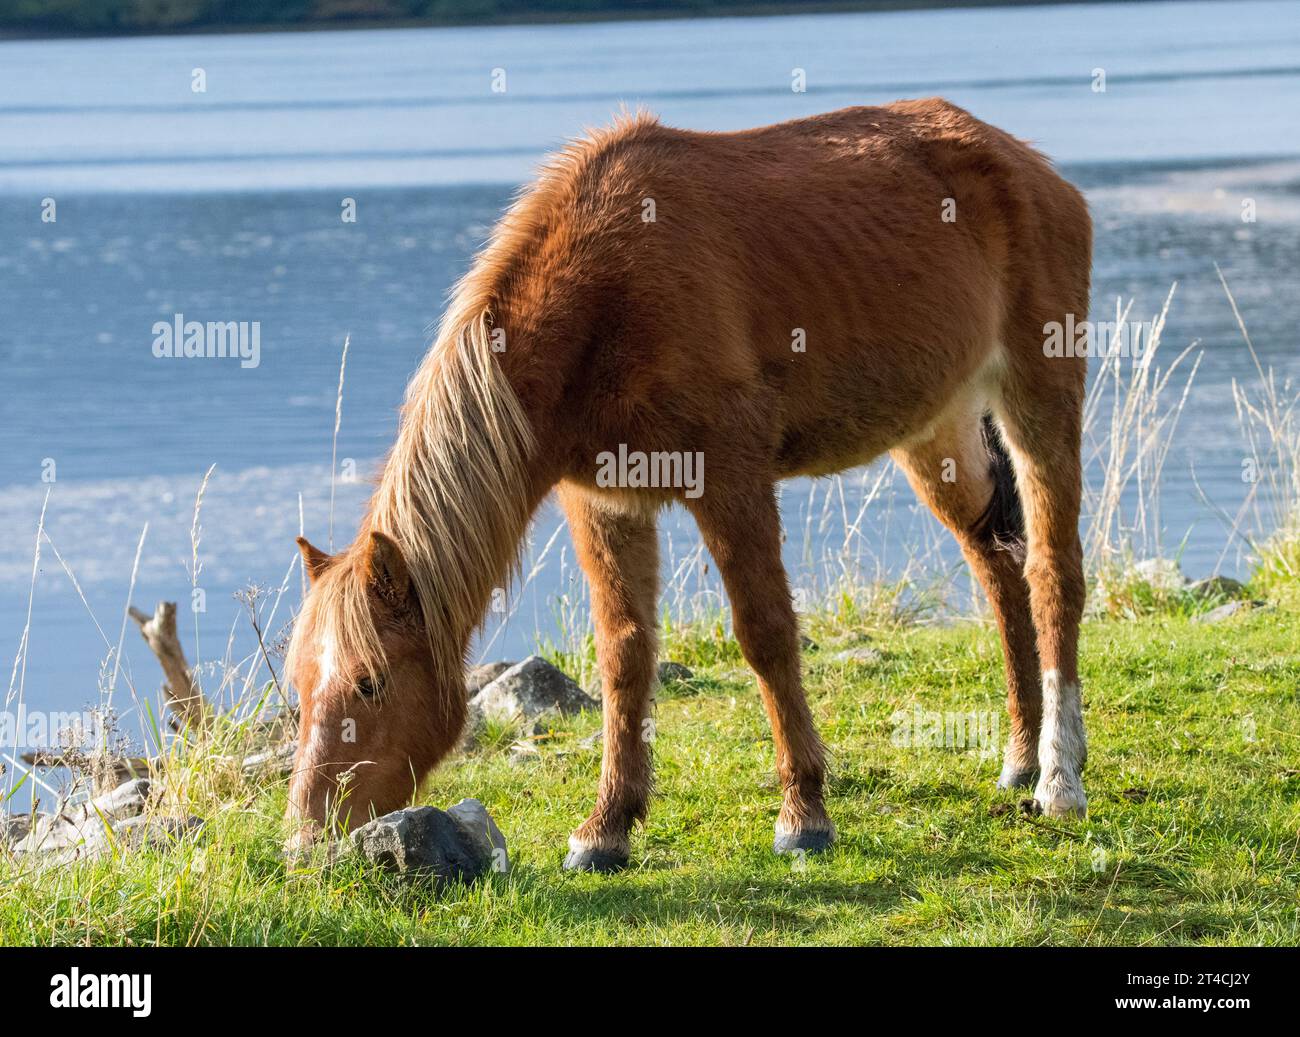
[281,297,537,851]
[283,530,466,846]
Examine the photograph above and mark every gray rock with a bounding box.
[469,655,597,725]
[466,661,514,697]
[1195,599,1261,623]
[351,801,508,885]
[1188,575,1247,601]
[657,661,694,684]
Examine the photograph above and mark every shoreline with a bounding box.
[0,0,1171,43]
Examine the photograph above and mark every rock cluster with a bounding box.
[1131,559,1264,622]
[4,777,203,866]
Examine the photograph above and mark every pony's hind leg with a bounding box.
[559,484,660,872]
[688,482,834,855]
[997,362,1089,817]
[891,409,1042,789]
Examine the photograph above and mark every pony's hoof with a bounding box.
[563,837,628,874]
[1033,775,1088,818]
[773,826,836,856]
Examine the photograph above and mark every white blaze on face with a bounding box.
[289,629,338,818]
[300,709,326,770]
[317,630,338,689]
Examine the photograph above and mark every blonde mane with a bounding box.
[291,285,536,712]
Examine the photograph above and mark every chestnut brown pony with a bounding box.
[286,99,1092,871]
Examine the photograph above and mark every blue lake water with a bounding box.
[2,0,1299,759]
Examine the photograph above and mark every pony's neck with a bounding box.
[361,311,548,679]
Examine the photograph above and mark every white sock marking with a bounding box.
[1035,668,1088,815]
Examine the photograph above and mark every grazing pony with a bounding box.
[286,100,1092,871]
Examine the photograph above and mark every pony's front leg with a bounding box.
[688,481,835,856]
[559,485,659,873]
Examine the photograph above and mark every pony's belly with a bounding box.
[772,349,1005,479]
[774,422,891,479]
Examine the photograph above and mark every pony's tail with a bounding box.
[972,414,1026,562]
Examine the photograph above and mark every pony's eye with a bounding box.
[356,675,384,699]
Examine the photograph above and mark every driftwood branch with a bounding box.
[21,742,294,786]
[129,602,211,733]
[20,751,153,790]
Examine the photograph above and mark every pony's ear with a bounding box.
[364,531,412,608]
[296,537,333,585]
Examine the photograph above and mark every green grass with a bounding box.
[3,598,1298,946]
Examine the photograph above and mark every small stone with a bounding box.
[1195,599,1260,623]
[351,802,508,885]
[469,655,598,725]
[657,661,693,684]
[578,730,603,750]
[1187,575,1247,601]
